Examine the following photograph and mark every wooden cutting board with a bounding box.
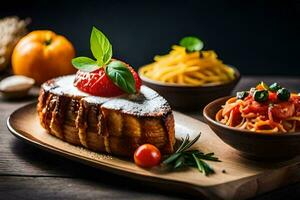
[7,103,300,200]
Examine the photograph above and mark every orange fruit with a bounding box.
[12,30,76,84]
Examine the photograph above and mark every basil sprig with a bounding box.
[71,26,136,94]
[72,26,112,71]
[179,36,204,52]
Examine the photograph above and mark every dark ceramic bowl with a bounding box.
[138,67,240,110]
[203,96,300,160]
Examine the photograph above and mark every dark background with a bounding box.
[1,0,300,75]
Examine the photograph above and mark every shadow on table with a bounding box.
[9,136,300,200]
[9,139,196,199]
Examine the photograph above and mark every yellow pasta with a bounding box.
[140,45,235,86]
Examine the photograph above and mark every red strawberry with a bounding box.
[74,63,141,97]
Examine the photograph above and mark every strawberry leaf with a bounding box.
[71,57,99,72]
[106,61,136,94]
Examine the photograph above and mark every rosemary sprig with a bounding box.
[162,133,220,176]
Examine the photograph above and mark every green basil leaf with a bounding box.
[71,57,99,72]
[179,36,204,52]
[90,26,112,65]
[90,27,103,63]
[106,60,136,94]
[103,43,112,64]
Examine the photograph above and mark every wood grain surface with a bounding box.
[1,76,300,200]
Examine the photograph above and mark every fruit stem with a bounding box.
[44,38,52,46]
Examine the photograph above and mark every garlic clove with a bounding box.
[0,75,35,98]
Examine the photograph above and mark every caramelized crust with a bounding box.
[37,75,175,156]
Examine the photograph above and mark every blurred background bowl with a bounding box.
[139,67,240,110]
[203,96,300,160]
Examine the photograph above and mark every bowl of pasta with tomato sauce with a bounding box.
[203,82,300,160]
[138,36,240,110]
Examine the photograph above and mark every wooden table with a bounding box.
[1,76,300,200]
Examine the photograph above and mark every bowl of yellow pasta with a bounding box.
[138,37,240,110]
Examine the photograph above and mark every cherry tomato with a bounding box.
[230,106,242,126]
[134,144,161,168]
[271,102,295,119]
[268,92,277,102]
[291,96,300,115]
[243,100,268,114]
